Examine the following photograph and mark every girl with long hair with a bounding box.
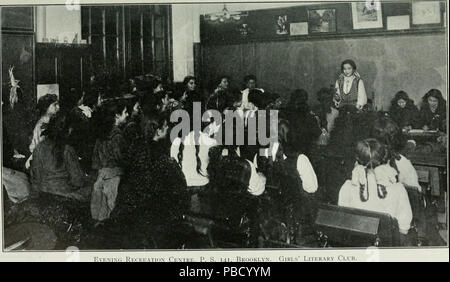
[112,109,189,248]
[30,112,91,201]
[26,94,60,169]
[90,98,128,222]
[170,108,218,213]
[371,117,420,190]
[338,138,413,235]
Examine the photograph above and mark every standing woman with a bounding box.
[418,89,447,132]
[334,59,368,110]
[90,99,128,223]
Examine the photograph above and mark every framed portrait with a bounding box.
[308,8,336,33]
[412,1,441,25]
[351,2,383,29]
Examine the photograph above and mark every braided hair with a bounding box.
[355,138,389,202]
[177,108,204,176]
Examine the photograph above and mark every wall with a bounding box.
[202,32,447,110]
[171,3,309,82]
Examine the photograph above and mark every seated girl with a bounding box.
[170,109,218,213]
[30,112,92,201]
[283,89,322,155]
[418,89,447,132]
[122,94,142,147]
[371,117,420,191]
[315,87,339,134]
[338,139,413,235]
[208,143,266,198]
[112,110,189,248]
[90,99,128,222]
[207,143,265,247]
[26,94,60,169]
[256,119,318,217]
[180,76,203,107]
[389,91,420,131]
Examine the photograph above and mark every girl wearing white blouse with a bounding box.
[338,139,413,235]
[334,59,368,110]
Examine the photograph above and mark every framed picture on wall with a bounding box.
[276,15,289,35]
[308,8,336,33]
[412,1,441,25]
[351,2,383,29]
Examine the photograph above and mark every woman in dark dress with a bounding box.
[112,109,190,248]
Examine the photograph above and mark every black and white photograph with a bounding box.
[351,1,383,29]
[0,0,448,262]
[308,8,336,33]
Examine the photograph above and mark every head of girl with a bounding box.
[124,95,141,118]
[94,99,128,140]
[392,91,412,109]
[37,94,59,117]
[288,89,309,112]
[278,119,304,159]
[371,117,405,153]
[423,89,445,113]
[244,74,257,90]
[355,138,389,201]
[341,59,357,77]
[150,78,164,95]
[41,112,71,166]
[141,108,169,142]
[183,76,197,92]
[316,87,334,110]
[218,75,230,90]
[248,89,264,111]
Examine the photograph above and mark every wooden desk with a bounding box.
[404,151,447,197]
[404,131,443,144]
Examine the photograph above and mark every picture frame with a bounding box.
[308,8,337,33]
[276,15,289,35]
[412,1,441,25]
[351,2,383,29]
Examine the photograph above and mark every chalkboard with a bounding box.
[201,32,446,111]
